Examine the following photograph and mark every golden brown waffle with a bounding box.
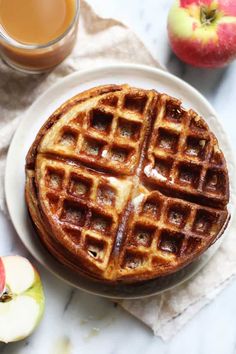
[25,84,230,283]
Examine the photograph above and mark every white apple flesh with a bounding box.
[0,256,45,343]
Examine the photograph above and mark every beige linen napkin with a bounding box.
[0,0,236,341]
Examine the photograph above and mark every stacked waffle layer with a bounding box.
[25,85,230,283]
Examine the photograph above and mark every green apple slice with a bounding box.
[0,256,45,343]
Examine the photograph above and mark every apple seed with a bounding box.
[0,288,12,303]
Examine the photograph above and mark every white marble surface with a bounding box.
[1,0,236,353]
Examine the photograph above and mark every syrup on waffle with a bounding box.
[25,84,230,282]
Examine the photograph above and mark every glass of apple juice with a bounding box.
[0,0,80,73]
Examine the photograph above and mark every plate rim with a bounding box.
[5,63,235,299]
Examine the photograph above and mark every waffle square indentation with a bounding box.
[165,102,184,123]
[90,108,113,134]
[110,146,133,163]
[97,184,116,206]
[123,93,148,114]
[142,197,162,219]
[156,128,179,153]
[90,212,113,234]
[158,230,184,255]
[167,203,190,228]
[58,128,78,148]
[81,137,105,157]
[68,174,92,198]
[178,163,201,188]
[46,168,64,190]
[184,237,202,255]
[85,236,107,261]
[153,157,173,179]
[131,224,156,247]
[203,168,226,194]
[99,95,118,107]
[46,193,60,213]
[184,136,208,159]
[63,227,82,244]
[117,117,141,141]
[71,112,86,127]
[123,251,147,269]
[193,209,218,234]
[61,201,87,227]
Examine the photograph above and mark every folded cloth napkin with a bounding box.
[0,0,236,341]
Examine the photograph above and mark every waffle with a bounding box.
[25,84,230,283]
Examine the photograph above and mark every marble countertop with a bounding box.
[1,1,236,353]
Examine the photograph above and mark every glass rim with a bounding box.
[0,0,80,50]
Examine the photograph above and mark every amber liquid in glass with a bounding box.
[0,0,78,72]
[0,0,76,44]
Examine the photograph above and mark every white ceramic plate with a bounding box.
[5,64,236,299]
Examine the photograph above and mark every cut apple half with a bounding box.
[0,256,45,343]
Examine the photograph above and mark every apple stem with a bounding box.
[200,6,217,25]
[0,288,12,303]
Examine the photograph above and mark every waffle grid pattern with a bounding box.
[40,90,154,175]
[120,191,226,275]
[26,85,229,281]
[38,159,132,271]
[145,95,228,205]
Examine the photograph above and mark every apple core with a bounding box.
[200,7,218,25]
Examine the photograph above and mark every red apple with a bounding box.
[0,259,5,296]
[168,0,236,68]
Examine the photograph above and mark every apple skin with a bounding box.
[0,259,5,296]
[168,0,236,68]
[0,256,45,343]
